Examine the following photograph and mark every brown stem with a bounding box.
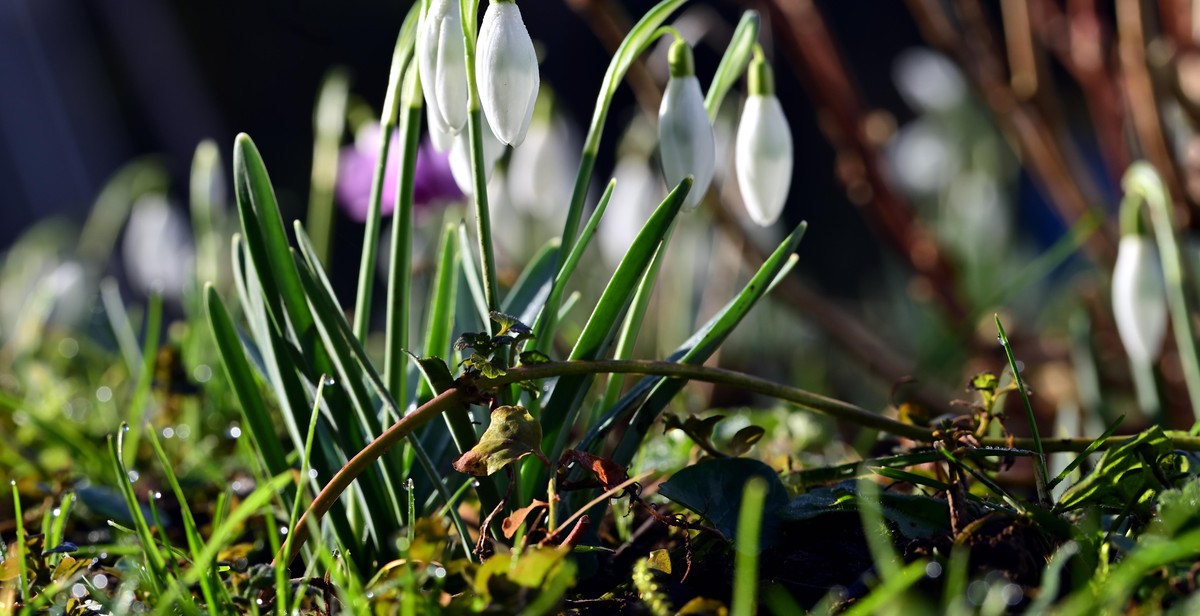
[763,0,969,326]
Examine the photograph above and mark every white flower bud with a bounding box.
[658,39,715,213]
[476,0,539,147]
[1112,235,1168,364]
[418,0,469,137]
[450,112,507,195]
[735,56,792,226]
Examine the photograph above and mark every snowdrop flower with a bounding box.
[449,112,507,195]
[122,195,195,300]
[509,97,578,224]
[735,53,793,226]
[658,38,714,212]
[1112,234,1168,364]
[476,0,539,147]
[418,0,469,138]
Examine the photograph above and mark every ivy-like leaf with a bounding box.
[463,353,505,379]
[452,406,549,476]
[727,425,766,457]
[491,311,533,337]
[454,332,492,352]
[970,372,999,393]
[519,350,550,366]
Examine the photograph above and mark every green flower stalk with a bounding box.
[735,49,793,226]
[476,0,540,146]
[658,37,715,212]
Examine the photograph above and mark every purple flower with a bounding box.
[335,124,463,223]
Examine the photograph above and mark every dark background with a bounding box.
[0,0,985,296]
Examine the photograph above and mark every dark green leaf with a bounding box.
[658,458,787,544]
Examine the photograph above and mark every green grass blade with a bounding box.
[457,220,491,329]
[354,7,421,342]
[99,277,143,378]
[108,424,169,595]
[604,222,807,467]
[10,480,28,602]
[205,284,290,476]
[704,10,759,121]
[419,222,462,402]
[540,0,688,349]
[305,68,350,266]
[384,69,423,408]
[1047,415,1124,491]
[531,179,616,353]
[995,315,1049,504]
[147,427,220,612]
[123,292,162,466]
[501,237,561,330]
[731,476,767,616]
[537,177,692,463]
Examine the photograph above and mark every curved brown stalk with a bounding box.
[274,359,933,565]
[275,358,1200,565]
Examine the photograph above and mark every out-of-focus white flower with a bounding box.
[599,155,663,266]
[449,112,507,195]
[658,38,714,212]
[476,0,539,147]
[122,195,195,300]
[887,120,957,196]
[1112,235,1168,364]
[893,48,966,114]
[735,54,792,226]
[508,103,578,226]
[418,0,469,138]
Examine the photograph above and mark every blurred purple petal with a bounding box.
[336,125,462,223]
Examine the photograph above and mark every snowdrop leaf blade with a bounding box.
[704,10,760,121]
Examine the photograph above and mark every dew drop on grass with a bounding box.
[71,583,87,598]
[152,491,162,500]
[122,424,130,433]
[161,427,175,439]
[228,425,242,439]
[52,507,61,517]
[925,561,942,578]
[93,574,108,589]
[96,386,113,403]
[432,566,446,579]
[279,526,288,536]
[323,376,336,387]
[127,470,140,483]
[307,468,318,480]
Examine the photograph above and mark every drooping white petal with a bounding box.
[428,111,455,153]
[418,0,469,134]
[450,113,507,194]
[658,75,715,212]
[476,2,540,147]
[735,94,793,226]
[1112,236,1168,364]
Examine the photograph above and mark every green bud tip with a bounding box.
[668,38,695,78]
[748,55,774,97]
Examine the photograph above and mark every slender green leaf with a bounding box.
[704,11,760,121]
[537,177,692,464]
[604,222,808,467]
